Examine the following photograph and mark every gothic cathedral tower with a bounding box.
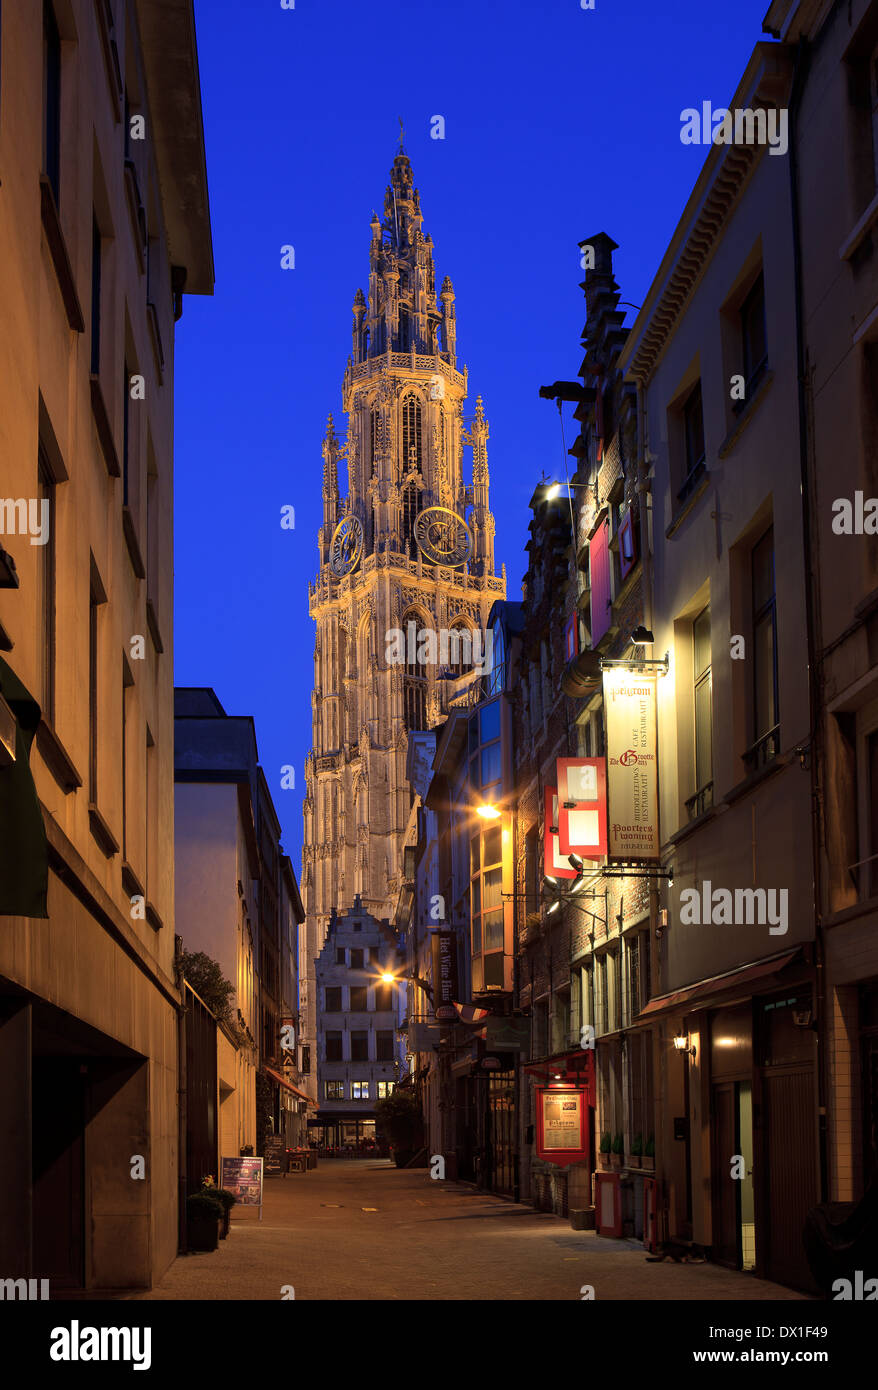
[300,151,505,1072]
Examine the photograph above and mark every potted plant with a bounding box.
[599,1131,612,1168]
[631,1132,644,1164]
[375,1089,424,1168]
[186,1192,223,1252]
[611,1132,624,1169]
[643,1134,655,1172]
[202,1178,237,1237]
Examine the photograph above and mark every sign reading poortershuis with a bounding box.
[603,672,659,859]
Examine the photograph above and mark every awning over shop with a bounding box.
[264,1067,317,1106]
[635,948,801,1019]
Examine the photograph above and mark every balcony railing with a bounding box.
[685,782,713,822]
[743,725,780,774]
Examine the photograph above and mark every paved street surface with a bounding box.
[125,1160,810,1301]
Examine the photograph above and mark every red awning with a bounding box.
[264,1067,318,1106]
[635,949,801,1019]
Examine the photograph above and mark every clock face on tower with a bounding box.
[329,515,364,576]
[414,506,472,568]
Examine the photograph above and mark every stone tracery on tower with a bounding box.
[300,151,506,1071]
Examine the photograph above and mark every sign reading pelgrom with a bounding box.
[603,671,659,859]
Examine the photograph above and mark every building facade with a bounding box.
[0,0,212,1289]
[314,898,406,1146]
[174,689,312,1174]
[301,150,505,1082]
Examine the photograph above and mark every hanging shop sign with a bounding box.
[485,1016,531,1051]
[431,929,459,1018]
[543,787,579,879]
[603,671,659,859]
[535,1086,590,1168]
[556,757,607,860]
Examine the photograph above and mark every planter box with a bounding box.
[187,1216,220,1252]
[570,1207,596,1231]
[641,1156,655,1171]
[610,1153,623,1170]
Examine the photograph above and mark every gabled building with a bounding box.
[314,897,406,1147]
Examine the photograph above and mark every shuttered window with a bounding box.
[589,516,611,645]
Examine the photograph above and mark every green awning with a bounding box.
[0,656,48,917]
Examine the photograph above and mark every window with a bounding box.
[351,1031,368,1061]
[589,515,612,645]
[369,409,378,474]
[37,447,56,722]
[740,273,767,398]
[350,986,368,1012]
[376,1030,394,1062]
[688,605,713,819]
[43,1,61,206]
[88,586,100,801]
[487,618,505,697]
[626,931,651,1022]
[375,984,393,1012]
[377,1081,395,1098]
[121,657,133,859]
[90,218,102,376]
[349,948,363,969]
[748,527,779,769]
[597,954,609,1034]
[336,947,346,965]
[325,1080,344,1100]
[398,308,410,351]
[326,1031,343,1062]
[447,623,472,678]
[325,986,342,1013]
[402,396,422,472]
[401,483,418,552]
[352,1081,370,1100]
[679,381,706,502]
[301,1044,311,1075]
[403,610,428,729]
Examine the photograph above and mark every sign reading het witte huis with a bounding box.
[603,672,659,860]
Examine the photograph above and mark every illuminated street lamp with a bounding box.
[476,803,501,820]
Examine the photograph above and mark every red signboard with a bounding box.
[543,787,578,879]
[535,1085,590,1168]
[557,757,607,860]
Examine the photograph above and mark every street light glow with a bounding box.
[381,972,395,983]
[545,482,561,500]
[476,803,501,820]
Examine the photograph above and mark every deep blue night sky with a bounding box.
[173,0,771,872]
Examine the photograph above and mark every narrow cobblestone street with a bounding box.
[128,1161,809,1302]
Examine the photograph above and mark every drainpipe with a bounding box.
[788,37,827,1203]
[175,935,189,1254]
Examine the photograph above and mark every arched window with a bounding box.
[398,308,410,351]
[401,482,419,552]
[362,327,370,361]
[402,609,428,730]
[402,395,422,472]
[369,410,378,476]
[447,622,472,678]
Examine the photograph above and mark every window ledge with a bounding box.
[36,718,82,793]
[88,803,120,859]
[40,177,85,333]
[121,861,145,901]
[147,302,165,382]
[722,752,790,807]
[666,472,710,539]
[823,895,878,932]
[90,375,120,477]
[146,599,164,654]
[122,506,146,579]
[839,190,878,263]
[663,803,719,850]
[718,369,774,459]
